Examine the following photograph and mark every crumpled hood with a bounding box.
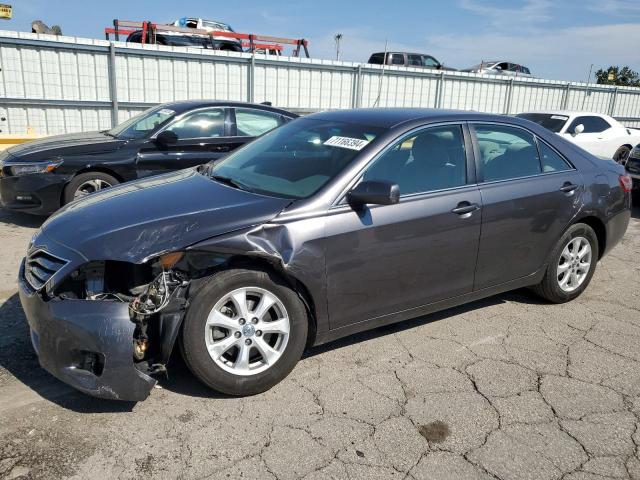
[6,131,125,161]
[39,169,292,263]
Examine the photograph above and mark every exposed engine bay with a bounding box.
[54,253,197,376]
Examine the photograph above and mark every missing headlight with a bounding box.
[129,269,187,316]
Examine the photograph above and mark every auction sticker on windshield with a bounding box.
[324,136,370,151]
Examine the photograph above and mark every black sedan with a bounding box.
[0,101,297,215]
[19,109,631,401]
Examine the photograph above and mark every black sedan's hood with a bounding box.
[6,131,125,161]
[38,169,292,263]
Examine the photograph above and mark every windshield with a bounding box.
[202,20,234,32]
[108,106,176,139]
[208,118,385,199]
[517,113,569,133]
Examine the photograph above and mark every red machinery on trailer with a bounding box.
[105,20,310,57]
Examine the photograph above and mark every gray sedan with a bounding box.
[19,109,632,400]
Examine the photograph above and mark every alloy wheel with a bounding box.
[204,286,290,376]
[73,178,113,199]
[557,236,592,292]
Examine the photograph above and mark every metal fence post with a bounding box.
[248,55,256,103]
[561,83,571,110]
[352,65,362,108]
[435,72,445,108]
[504,78,514,114]
[108,42,119,127]
[608,87,619,116]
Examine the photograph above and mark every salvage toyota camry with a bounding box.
[19,109,632,401]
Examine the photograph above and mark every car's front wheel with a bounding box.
[532,223,599,303]
[181,268,309,396]
[64,171,119,204]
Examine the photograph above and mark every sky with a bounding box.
[3,0,640,82]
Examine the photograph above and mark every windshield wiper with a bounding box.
[210,174,247,191]
[101,130,117,138]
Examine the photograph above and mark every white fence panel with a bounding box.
[1,30,640,136]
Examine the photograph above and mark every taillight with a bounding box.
[619,174,632,193]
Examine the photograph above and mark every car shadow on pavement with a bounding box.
[158,288,546,399]
[0,293,137,413]
[0,209,45,228]
[305,288,545,359]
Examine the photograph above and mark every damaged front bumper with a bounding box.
[19,260,157,401]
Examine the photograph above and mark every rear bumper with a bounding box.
[0,173,68,215]
[604,208,631,257]
[18,260,156,401]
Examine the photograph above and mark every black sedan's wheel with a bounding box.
[614,146,631,166]
[64,172,119,204]
[532,223,599,303]
[181,268,308,396]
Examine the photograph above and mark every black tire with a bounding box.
[181,268,308,396]
[63,171,119,205]
[614,145,631,166]
[532,223,599,303]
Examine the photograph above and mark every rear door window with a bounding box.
[235,108,284,137]
[391,53,405,65]
[474,124,541,182]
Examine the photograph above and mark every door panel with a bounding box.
[325,187,482,329]
[135,107,233,177]
[474,172,583,289]
[136,137,237,177]
[472,123,584,289]
[324,123,480,329]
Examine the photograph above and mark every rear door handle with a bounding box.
[212,145,230,152]
[560,183,579,193]
[451,202,480,215]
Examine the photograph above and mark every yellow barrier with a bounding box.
[0,134,41,151]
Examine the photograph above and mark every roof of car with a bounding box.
[518,110,610,118]
[158,100,297,117]
[306,108,516,128]
[370,52,436,57]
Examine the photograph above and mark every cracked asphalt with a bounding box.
[1,204,639,480]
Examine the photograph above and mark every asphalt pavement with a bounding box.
[1,205,639,480]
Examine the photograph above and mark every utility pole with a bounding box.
[334,33,342,61]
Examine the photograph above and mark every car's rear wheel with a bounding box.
[181,268,308,396]
[614,146,631,166]
[532,223,599,303]
[64,172,119,204]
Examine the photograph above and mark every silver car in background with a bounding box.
[464,60,533,77]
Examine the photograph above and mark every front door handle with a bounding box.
[560,183,579,193]
[451,202,480,215]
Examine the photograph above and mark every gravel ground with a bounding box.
[0,204,639,480]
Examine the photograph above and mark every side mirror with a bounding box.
[347,180,400,207]
[155,130,178,146]
[572,124,585,136]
